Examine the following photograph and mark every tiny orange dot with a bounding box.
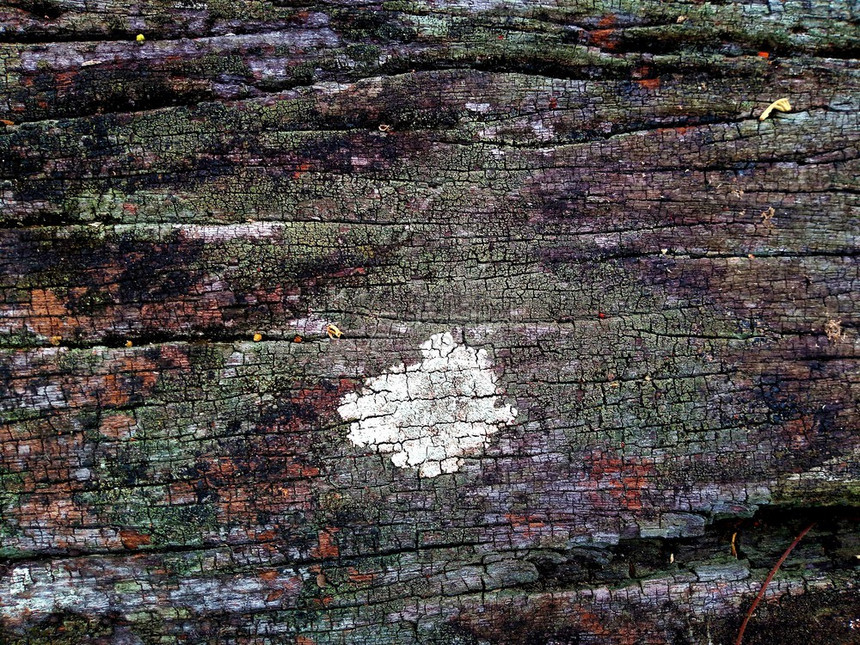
[253,333,263,342]
[293,335,303,343]
[758,51,769,58]
[125,340,133,347]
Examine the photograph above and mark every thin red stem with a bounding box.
[734,522,816,645]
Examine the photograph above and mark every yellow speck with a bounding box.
[759,97,791,121]
[326,324,343,339]
[136,34,145,43]
[748,253,755,259]
[253,333,263,342]
[49,336,62,346]
[125,340,133,348]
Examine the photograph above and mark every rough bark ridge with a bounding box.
[1,0,858,643]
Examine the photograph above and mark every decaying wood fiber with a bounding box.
[1,0,858,643]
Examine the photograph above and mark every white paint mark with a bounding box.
[465,101,492,113]
[9,568,33,595]
[338,332,517,477]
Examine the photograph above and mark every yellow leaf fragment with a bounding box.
[253,333,263,342]
[824,319,843,342]
[326,324,343,339]
[759,98,791,121]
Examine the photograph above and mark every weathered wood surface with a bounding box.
[1,0,859,643]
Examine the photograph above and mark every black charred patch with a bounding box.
[330,9,416,43]
[114,232,206,303]
[450,597,586,645]
[14,0,66,20]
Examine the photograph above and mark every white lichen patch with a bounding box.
[338,332,517,477]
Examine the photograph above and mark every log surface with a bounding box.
[1,0,858,643]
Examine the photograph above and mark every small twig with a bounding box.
[734,522,816,645]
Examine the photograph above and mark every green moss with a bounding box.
[773,478,860,508]
[0,468,25,538]
[185,54,251,78]
[346,43,383,64]
[206,0,289,22]
[56,347,104,372]
[78,485,218,547]
[0,328,42,348]
[62,188,126,223]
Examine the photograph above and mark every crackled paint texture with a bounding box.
[1,0,859,643]
[338,332,517,477]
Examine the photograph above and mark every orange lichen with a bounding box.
[119,530,152,550]
[347,567,376,584]
[28,289,69,337]
[98,414,136,440]
[292,161,311,179]
[504,513,547,538]
[589,29,617,50]
[311,528,340,559]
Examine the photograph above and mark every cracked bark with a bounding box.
[1,0,858,643]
